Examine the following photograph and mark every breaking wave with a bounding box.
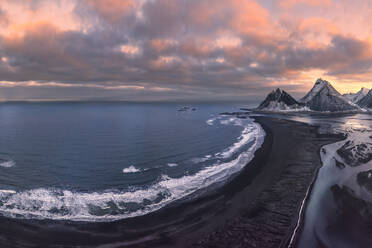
[122,165,141,173]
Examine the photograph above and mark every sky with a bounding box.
[1,0,372,101]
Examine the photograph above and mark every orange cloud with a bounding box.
[0,7,8,26]
[297,18,340,36]
[149,39,177,52]
[149,56,180,70]
[0,1,80,35]
[187,1,227,28]
[120,44,140,56]
[295,17,341,48]
[2,21,89,73]
[2,0,372,100]
[180,37,215,58]
[229,0,271,36]
[279,0,332,8]
[83,0,138,24]
[215,35,242,49]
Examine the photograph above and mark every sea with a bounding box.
[0,102,264,222]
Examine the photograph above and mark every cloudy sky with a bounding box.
[1,0,372,101]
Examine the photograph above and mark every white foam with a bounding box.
[0,116,266,222]
[167,163,178,167]
[219,118,258,159]
[206,118,215,125]
[220,117,236,125]
[0,190,16,194]
[122,165,140,173]
[0,160,15,168]
[0,187,168,221]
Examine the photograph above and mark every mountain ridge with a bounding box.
[257,78,360,112]
[357,89,372,108]
[343,87,369,103]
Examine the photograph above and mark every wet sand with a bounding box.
[0,117,344,248]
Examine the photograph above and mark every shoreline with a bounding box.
[284,125,347,248]
[0,116,344,247]
[0,116,274,248]
[189,116,345,248]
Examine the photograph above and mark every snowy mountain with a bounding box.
[357,89,372,108]
[300,78,341,103]
[343,87,369,103]
[257,88,305,111]
[300,78,358,112]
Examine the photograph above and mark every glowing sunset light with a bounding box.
[0,0,371,101]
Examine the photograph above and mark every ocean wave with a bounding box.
[167,163,178,167]
[191,155,212,163]
[205,117,258,159]
[206,117,216,125]
[220,120,257,159]
[0,190,16,194]
[122,165,140,173]
[0,116,265,222]
[0,160,15,168]
[0,187,169,221]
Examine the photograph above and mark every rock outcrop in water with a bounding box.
[256,88,305,111]
[300,78,358,112]
[357,170,372,193]
[336,140,372,167]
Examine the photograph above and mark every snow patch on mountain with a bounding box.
[258,101,310,112]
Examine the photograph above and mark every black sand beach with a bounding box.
[0,117,344,248]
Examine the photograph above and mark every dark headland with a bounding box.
[0,117,345,248]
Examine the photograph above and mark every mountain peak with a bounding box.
[300,78,358,112]
[300,78,340,103]
[315,78,330,86]
[271,88,282,95]
[257,88,303,111]
[359,87,369,94]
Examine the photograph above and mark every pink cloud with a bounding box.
[2,0,372,99]
[279,0,332,8]
[83,0,139,24]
